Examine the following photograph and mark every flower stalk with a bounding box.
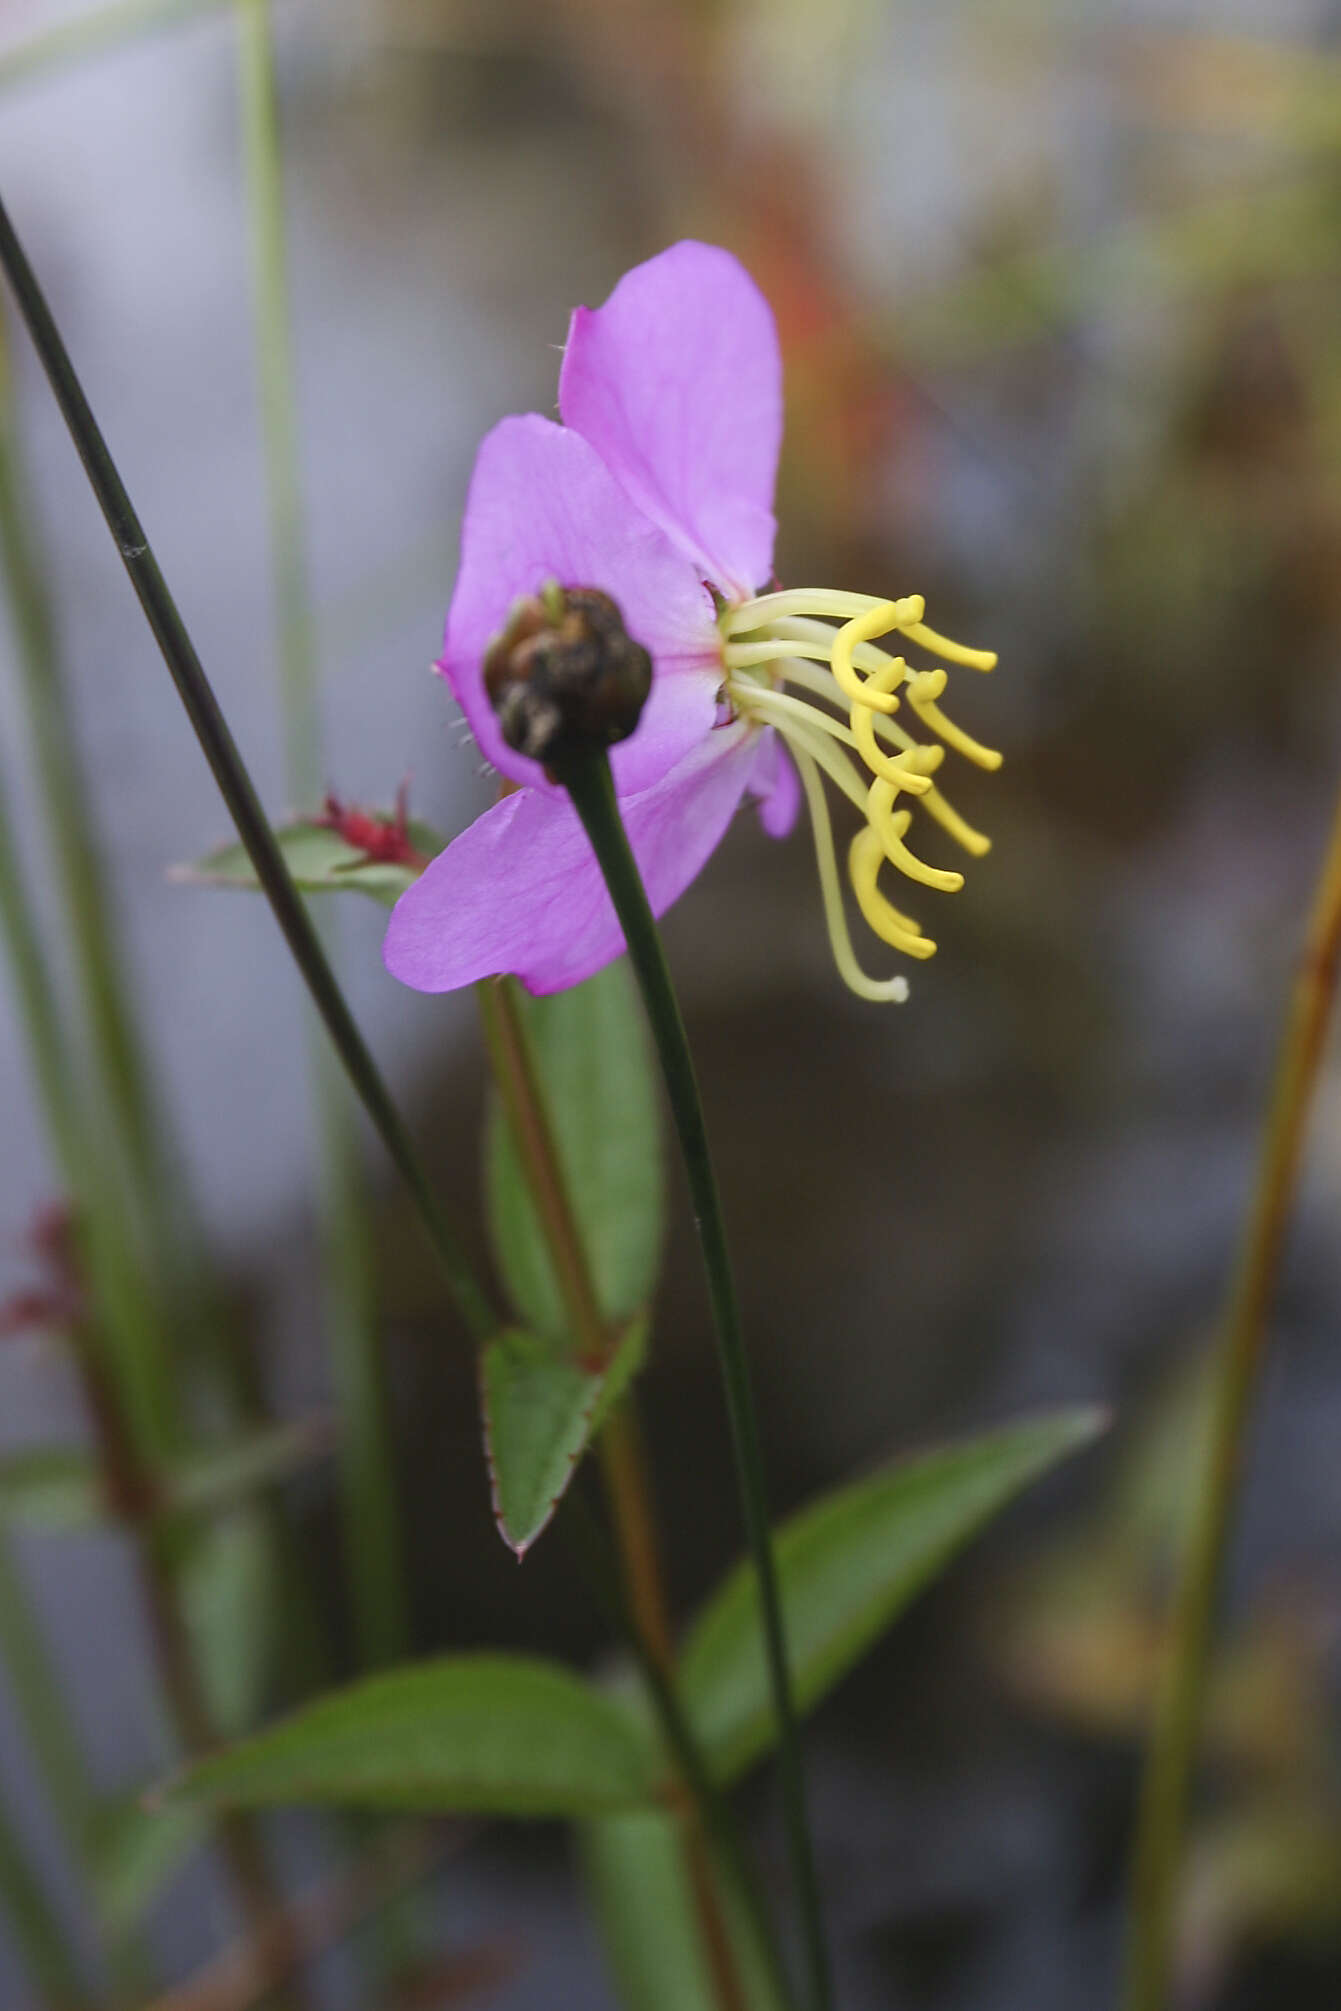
[476,973,788,2011]
[1123,773,1341,2011]
[555,746,833,2011]
[0,190,497,1347]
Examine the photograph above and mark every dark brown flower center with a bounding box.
[482,584,653,770]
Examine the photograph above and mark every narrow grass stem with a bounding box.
[0,1780,90,2011]
[234,0,407,1666]
[0,308,191,1462]
[476,973,775,2011]
[69,1320,309,2000]
[1123,777,1341,2011]
[0,315,165,1214]
[0,193,496,1347]
[556,749,832,2011]
[0,1533,95,1901]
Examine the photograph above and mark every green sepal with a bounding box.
[173,816,445,908]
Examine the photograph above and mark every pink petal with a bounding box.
[559,242,782,603]
[383,722,761,995]
[747,728,801,839]
[442,413,721,797]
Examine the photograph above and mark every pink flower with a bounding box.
[384,242,999,1003]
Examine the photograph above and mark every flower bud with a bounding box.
[482,584,653,770]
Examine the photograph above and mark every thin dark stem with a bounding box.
[0,192,495,1348]
[557,750,832,2011]
[563,1491,801,2011]
[1122,776,1341,2011]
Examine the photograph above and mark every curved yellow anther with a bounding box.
[852,708,940,793]
[849,829,937,959]
[900,620,997,671]
[907,673,1003,771]
[868,784,965,891]
[921,786,992,857]
[831,599,924,712]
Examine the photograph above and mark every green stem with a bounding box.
[235,0,319,793]
[556,750,832,2011]
[0,1503,151,2000]
[476,978,612,1364]
[0,309,185,1462]
[0,318,160,1200]
[477,975,785,2011]
[0,1533,93,1889]
[0,729,168,1471]
[563,1491,801,2011]
[0,192,496,1348]
[0,1779,89,2011]
[1123,778,1341,2011]
[70,1321,309,2000]
[234,0,407,1666]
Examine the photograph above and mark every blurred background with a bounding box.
[3,0,1341,2006]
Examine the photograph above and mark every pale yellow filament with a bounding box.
[791,745,911,1002]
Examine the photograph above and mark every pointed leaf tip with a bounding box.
[482,1318,647,1554]
[679,1406,1107,1783]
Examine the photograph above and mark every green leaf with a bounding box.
[486,962,662,1339]
[164,1654,660,1816]
[679,1408,1107,1783]
[582,1811,788,2011]
[0,1449,103,1530]
[0,1422,336,1535]
[166,1415,337,1516]
[481,1320,646,1556]
[91,1795,206,1937]
[172,816,445,909]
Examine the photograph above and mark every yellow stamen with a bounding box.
[848,828,937,959]
[720,588,998,1000]
[867,785,965,892]
[722,588,924,635]
[906,671,1003,771]
[853,688,939,791]
[900,619,997,671]
[792,746,910,1002]
[921,785,993,857]
[830,599,923,712]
